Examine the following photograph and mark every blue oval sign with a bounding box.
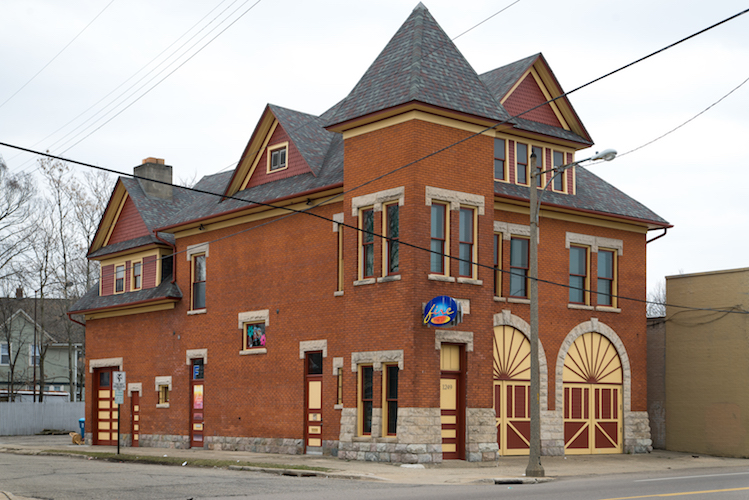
[423,296,459,326]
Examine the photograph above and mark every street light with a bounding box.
[526,149,617,477]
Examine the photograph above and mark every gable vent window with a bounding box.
[268,143,288,173]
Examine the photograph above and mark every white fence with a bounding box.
[0,402,84,436]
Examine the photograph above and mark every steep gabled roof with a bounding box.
[480,53,593,146]
[325,3,511,130]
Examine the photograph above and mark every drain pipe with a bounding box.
[647,227,668,244]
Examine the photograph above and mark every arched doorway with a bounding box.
[493,325,531,456]
[563,332,622,454]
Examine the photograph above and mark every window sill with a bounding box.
[353,278,376,286]
[493,296,506,302]
[156,403,170,409]
[333,404,343,410]
[187,309,207,316]
[507,297,530,304]
[239,348,267,356]
[428,274,455,282]
[457,277,483,286]
[377,275,401,283]
[352,436,398,443]
[596,306,621,313]
[568,303,594,310]
[334,291,344,297]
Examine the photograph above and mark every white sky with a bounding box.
[1,0,748,294]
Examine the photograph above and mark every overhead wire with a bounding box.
[3,8,749,316]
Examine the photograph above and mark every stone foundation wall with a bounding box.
[624,411,653,453]
[466,408,499,461]
[138,434,190,449]
[338,407,442,463]
[204,436,304,454]
[540,410,564,456]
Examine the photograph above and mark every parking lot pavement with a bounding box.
[1,435,748,486]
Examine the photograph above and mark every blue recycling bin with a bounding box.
[79,418,85,436]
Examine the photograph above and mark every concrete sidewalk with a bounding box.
[1,435,748,486]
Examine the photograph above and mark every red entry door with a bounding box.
[190,359,205,448]
[305,352,323,454]
[93,367,117,446]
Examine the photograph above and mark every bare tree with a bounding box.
[0,288,31,402]
[0,155,36,280]
[647,279,667,318]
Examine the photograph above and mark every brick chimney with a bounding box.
[134,157,173,201]
[15,287,24,299]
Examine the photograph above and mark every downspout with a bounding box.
[66,312,86,328]
[647,227,668,244]
[154,231,177,284]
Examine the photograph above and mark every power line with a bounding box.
[0,0,117,110]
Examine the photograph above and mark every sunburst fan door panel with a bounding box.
[493,326,531,456]
[563,332,622,454]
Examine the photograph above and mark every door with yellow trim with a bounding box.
[563,332,623,454]
[440,344,465,460]
[93,367,117,445]
[130,391,140,447]
[305,351,323,453]
[493,325,531,455]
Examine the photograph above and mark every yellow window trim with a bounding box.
[266,141,289,174]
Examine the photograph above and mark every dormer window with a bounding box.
[267,143,288,173]
[115,265,125,293]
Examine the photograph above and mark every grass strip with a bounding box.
[41,449,331,472]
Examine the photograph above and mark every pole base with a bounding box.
[525,461,545,478]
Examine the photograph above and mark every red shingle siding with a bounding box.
[101,264,114,296]
[245,123,310,189]
[143,255,157,289]
[503,75,562,128]
[108,196,150,244]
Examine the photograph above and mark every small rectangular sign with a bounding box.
[114,389,124,405]
[112,371,126,391]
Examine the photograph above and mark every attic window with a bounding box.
[267,143,288,173]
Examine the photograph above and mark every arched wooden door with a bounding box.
[493,325,531,456]
[563,332,623,454]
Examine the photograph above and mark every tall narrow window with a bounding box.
[132,262,142,290]
[516,143,528,185]
[384,365,399,436]
[336,367,343,406]
[361,208,374,278]
[553,151,565,191]
[598,249,616,306]
[0,343,9,365]
[30,345,40,367]
[359,366,373,435]
[385,203,399,275]
[115,265,125,293]
[494,138,506,180]
[192,254,206,310]
[430,204,446,274]
[509,237,529,298]
[532,146,543,187]
[336,226,344,292]
[494,233,501,297]
[158,385,170,405]
[458,207,474,277]
[569,246,588,304]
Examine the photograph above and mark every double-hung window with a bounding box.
[597,249,616,307]
[430,204,447,274]
[494,138,506,181]
[494,233,502,297]
[115,265,125,293]
[532,146,544,187]
[360,208,375,279]
[132,262,142,290]
[385,203,399,275]
[569,245,589,304]
[509,237,529,298]
[458,207,474,277]
[358,365,374,436]
[516,143,528,185]
[1,343,9,365]
[553,151,565,192]
[192,254,206,310]
[383,365,399,436]
[29,345,40,367]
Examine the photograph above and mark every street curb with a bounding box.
[227,465,387,481]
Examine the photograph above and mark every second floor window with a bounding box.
[385,204,399,275]
[430,204,447,274]
[509,237,529,298]
[133,262,142,290]
[516,143,528,185]
[192,254,206,310]
[494,138,506,180]
[458,207,474,277]
[30,345,40,367]
[532,146,543,187]
[598,249,616,306]
[115,265,125,293]
[553,151,565,191]
[1,343,10,365]
[569,245,588,304]
[361,208,375,278]
[494,233,502,297]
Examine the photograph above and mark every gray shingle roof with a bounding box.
[479,53,539,100]
[325,3,511,128]
[69,276,182,315]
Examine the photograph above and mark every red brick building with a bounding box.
[71,4,669,462]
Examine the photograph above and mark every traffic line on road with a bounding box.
[602,487,749,499]
[635,472,749,482]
